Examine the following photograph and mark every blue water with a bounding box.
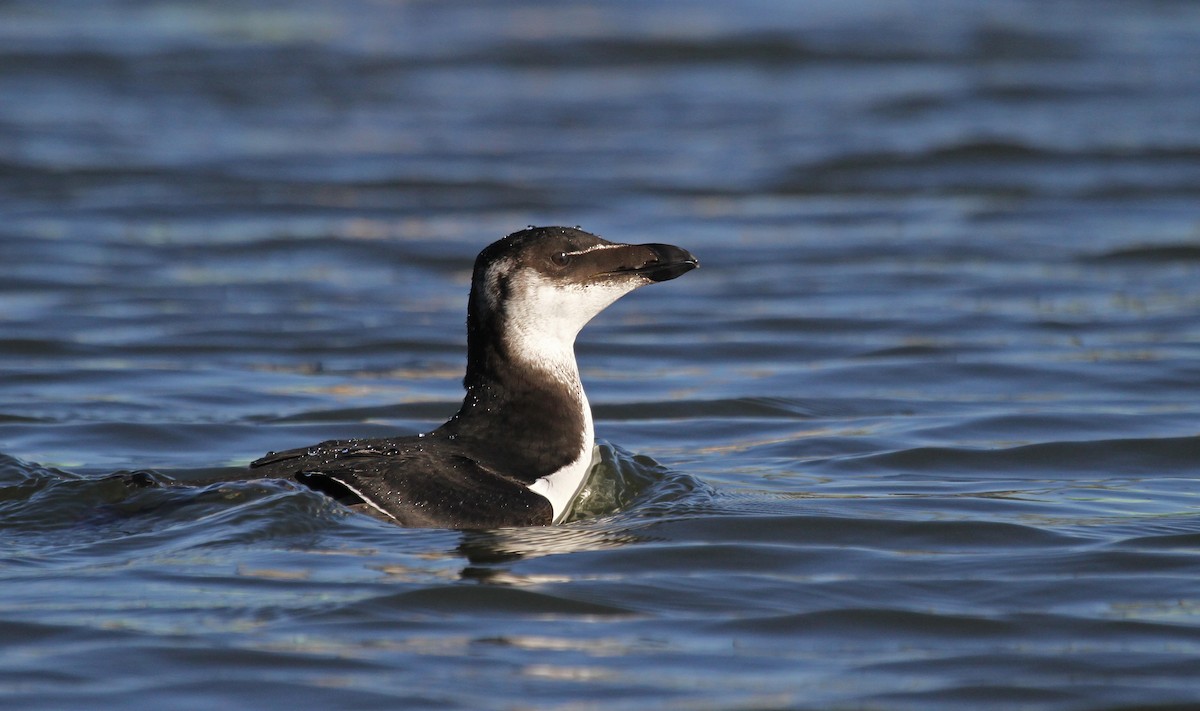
[3,1,1200,709]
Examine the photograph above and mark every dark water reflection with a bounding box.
[4,1,1200,709]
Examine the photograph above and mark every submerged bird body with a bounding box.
[250,227,697,529]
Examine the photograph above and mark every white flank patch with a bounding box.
[312,473,399,521]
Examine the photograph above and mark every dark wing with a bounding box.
[250,436,553,529]
[250,436,403,470]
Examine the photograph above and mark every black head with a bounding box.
[475,226,697,287]
[464,226,698,383]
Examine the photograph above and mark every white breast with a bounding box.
[526,391,596,524]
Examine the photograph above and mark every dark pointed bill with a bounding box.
[640,243,699,282]
[600,243,699,283]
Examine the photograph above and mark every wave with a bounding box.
[771,140,1200,197]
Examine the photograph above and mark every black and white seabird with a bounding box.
[249,226,698,529]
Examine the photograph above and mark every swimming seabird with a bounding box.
[249,226,698,528]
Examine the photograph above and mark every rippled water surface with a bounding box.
[3,1,1200,709]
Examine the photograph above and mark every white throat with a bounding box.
[497,269,637,383]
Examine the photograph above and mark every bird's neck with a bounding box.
[441,313,592,483]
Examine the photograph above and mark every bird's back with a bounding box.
[250,435,554,528]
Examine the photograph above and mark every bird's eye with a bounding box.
[551,251,571,267]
